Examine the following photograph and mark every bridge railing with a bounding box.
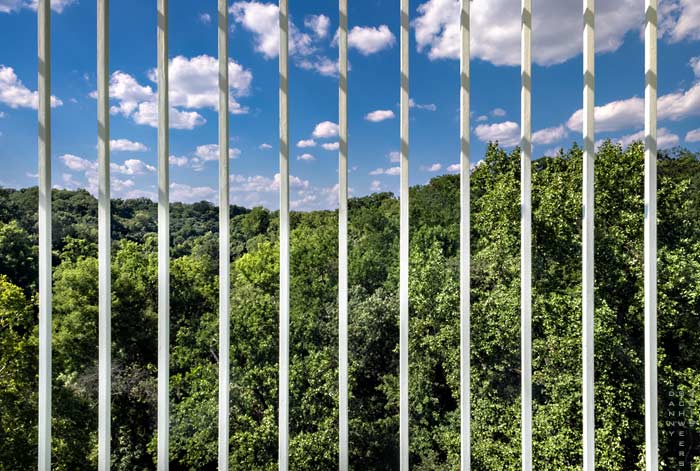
[34,0,660,470]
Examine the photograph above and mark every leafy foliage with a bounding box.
[0,142,699,470]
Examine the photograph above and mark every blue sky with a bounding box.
[0,0,698,210]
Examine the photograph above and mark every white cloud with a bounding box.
[423,163,442,172]
[447,163,461,172]
[348,25,396,55]
[312,121,339,138]
[170,182,217,203]
[604,127,680,149]
[296,56,339,77]
[105,55,252,130]
[110,159,156,176]
[659,0,700,43]
[231,1,314,59]
[1,0,76,13]
[533,125,567,145]
[413,0,643,66]
[169,155,189,167]
[107,72,205,130]
[129,100,206,130]
[659,84,700,122]
[297,153,315,161]
[369,166,401,176]
[199,12,212,24]
[476,121,568,147]
[305,14,330,39]
[230,1,284,58]
[0,65,62,109]
[0,0,22,12]
[60,154,96,172]
[686,129,700,143]
[474,121,520,147]
[365,109,395,122]
[56,153,160,198]
[259,143,273,150]
[195,144,242,161]
[107,71,154,116]
[231,2,344,78]
[0,0,22,13]
[567,84,700,133]
[370,180,382,192]
[477,115,488,122]
[690,56,700,77]
[150,55,252,113]
[297,138,316,148]
[491,108,507,117]
[110,139,148,152]
[322,142,339,151]
[409,99,437,111]
[231,172,310,193]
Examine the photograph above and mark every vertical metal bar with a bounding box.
[459,0,471,469]
[338,0,349,469]
[582,1,595,470]
[278,1,290,470]
[520,0,532,470]
[644,0,658,469]
[399,0,409,469]
[218,0,230,469]
[97,0,111,469]
[157,0,170,468]
[37,0,52,468]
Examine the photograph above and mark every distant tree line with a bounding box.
[0,142,699,470]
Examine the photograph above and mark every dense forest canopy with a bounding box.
[1,142,699,470]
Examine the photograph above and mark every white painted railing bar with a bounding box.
[399,0,410,469]
[37,0,52,468]
[278,0,290,469]
[157,0,170,468]
[459,0,471,469]
[644,0,659,469]
[218,0,231,468]
[338,0,349,469]
[520,0,533,469]
[97,0,111,469]
[582,0,595,470]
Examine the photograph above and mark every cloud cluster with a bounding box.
[106,55,252,130]
[305,14,330,39]
[601,127,680,149]
[232,1,395,77]
[566,83,700,133]
[312,121,339,138]
[0,0,75,14]
[0,66,62,109]
[686,129,700,143]
[58,153,155,197]
[365,109,395,122]
[369,166,401,176]
[660,0,700,43]
[231,1,336,75]
[409,99,437,111]
[348,25,396,55]
[414,0,645,66]
[110,139,148,152]
[474,121,520,147]
[297,139,316,148]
